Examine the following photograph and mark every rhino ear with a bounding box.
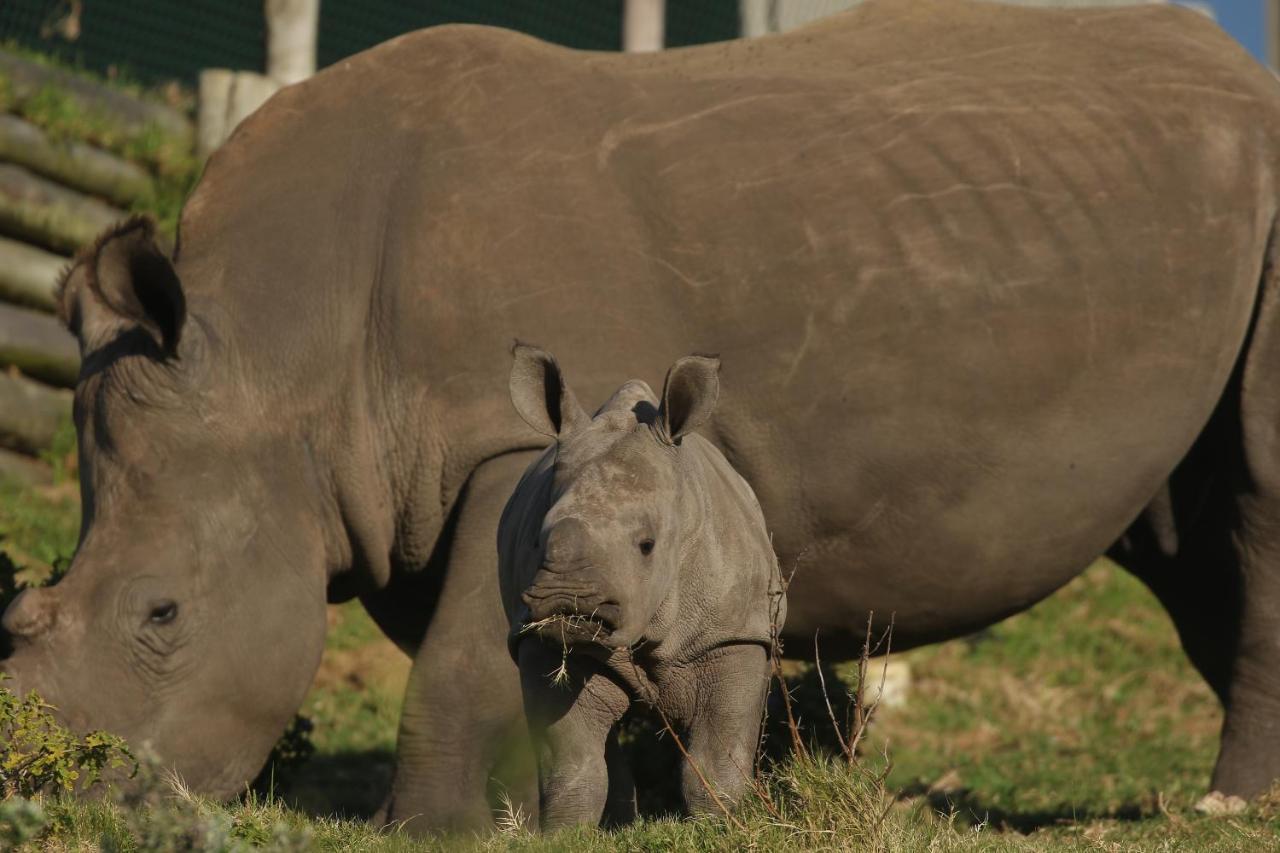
[509,344,590,438]
[57,216,185,358]
[657,355,720,445]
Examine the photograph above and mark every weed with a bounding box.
[0,678,135,799]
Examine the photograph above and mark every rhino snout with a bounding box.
[520,575,623,642]
[2,588,59,641]
[522,588,622,630]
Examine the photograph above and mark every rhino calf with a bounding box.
[497,345,785,830]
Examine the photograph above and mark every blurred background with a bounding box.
[0,0,1272,88]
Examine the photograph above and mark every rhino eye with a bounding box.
[638,539,655,556]
[149,601,178,625]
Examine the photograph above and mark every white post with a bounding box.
[740,0,771,38]
[197,69,233,159]
[1270,0,1280,71]
[623,0,665,53]
[265,0,320,85]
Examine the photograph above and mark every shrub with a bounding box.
[0,678,135,799]
[0,797,47,847]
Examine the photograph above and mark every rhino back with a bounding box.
[171,0,1280,647]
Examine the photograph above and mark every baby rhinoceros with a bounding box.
[497,345,786,831]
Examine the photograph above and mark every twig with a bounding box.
[813,630,851,760]
[625,654,748,833]
[771,557,808,760]
[847,612,895,764]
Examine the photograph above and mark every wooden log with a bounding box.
[198,70,279,157]
[0,237,64,313]
[0,50,192,142]
[0,115,154,207]
[624,0,665,52]
[0,372,71,455]
[197,69,233,159]
[0,447,52,487]
[0,163,126,254]
[227,73,280,138]
[0,302,79,387]
[266,0,320,86]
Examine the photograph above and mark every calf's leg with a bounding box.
[518,642,631,831]
[678,644,771,815]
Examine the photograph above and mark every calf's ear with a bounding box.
[658,355,720,445]
[509,344,590,438]
[57,216,185,358]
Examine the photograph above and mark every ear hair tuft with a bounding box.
[55,215,158,329]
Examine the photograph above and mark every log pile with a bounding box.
[0,50,193,477]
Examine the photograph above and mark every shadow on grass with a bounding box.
[254,749,395,820]
[895,781,1156,833]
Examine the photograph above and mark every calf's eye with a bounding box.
[638,539,655,556]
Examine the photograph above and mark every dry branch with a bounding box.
[0,163,126,253]
[0,371,71,455]
[0,114,154,206]
[0,302,79,387]
[0,236,65,312]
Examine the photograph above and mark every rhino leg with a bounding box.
[678,644,771,815]
[518,643,631,831]
[1113,245,1280,801]
[381,451,539,834]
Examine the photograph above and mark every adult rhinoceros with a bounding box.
[3,0,1278,832]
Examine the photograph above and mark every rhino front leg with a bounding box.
[518,642,631,831]
[678,644,771,815]
[382,451,540,834]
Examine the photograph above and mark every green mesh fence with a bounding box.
[0,0,740,88]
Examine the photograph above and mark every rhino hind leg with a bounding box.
[1112,241,1280,800]
[381,451,540,834]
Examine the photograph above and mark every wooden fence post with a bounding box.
[624,0,664,53]
[266,0,320,86]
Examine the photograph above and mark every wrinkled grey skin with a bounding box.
[1,220,330,797]
[4,0,1280,832]
[497,347,784,830]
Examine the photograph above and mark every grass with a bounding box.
[2,474,1280,849]
[0,51,200,236]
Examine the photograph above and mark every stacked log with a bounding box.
[0,237,63,312]
[0,49,193,478]
[0,52,190,142]
[0,303,79,388]
[0,372,71,457]
[0,115,154,207]
[0,163,127,254]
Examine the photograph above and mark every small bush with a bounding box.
[105,777,316,853]
[0,679,135,799]
[0,797,47,847]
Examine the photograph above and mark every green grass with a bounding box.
[0,53,200,236]
[2,474,1280,849]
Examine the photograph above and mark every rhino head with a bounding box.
[0,219,331,797]
[504,345,721,654]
